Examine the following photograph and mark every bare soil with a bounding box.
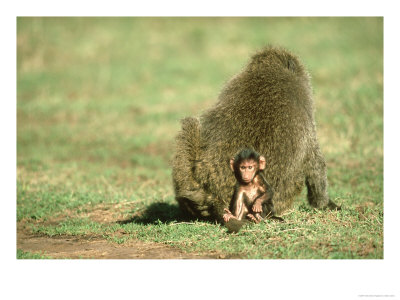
[17,203,225,259]
[17,228,219,259]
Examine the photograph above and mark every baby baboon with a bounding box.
[172,46,340,223]
[223,148,282,233]
[223,148,274,224]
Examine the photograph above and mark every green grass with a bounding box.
[17,17,383,259]
[17,249,52,259]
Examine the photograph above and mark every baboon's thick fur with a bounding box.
[172,46,330,222]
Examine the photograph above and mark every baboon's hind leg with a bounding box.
[305,146,341,210]
[305,146,330,209]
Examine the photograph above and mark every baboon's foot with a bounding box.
[246,213,260,224]
[254,213,264,223]
[326,199,341,211]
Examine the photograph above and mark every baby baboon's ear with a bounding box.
[259,156,266,170]
[230,158,235,172]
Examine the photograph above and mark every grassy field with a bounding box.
[17,17,383,259]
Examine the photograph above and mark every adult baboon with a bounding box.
[172,46,339,223]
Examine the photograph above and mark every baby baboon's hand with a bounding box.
[252,201,262,213]
[223,214,231,222]
[223,208,234,222]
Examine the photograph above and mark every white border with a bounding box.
[3,1,399,299]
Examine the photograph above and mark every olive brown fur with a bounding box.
[172,46,339,223]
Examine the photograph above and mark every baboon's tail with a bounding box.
[172,117,212,218]
[177,117,201,162]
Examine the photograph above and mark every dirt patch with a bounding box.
[17,227,221,259]
[17,202,236,259]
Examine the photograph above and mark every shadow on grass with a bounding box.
[117,202,192,225]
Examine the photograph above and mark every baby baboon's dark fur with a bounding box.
[172,46,339,223]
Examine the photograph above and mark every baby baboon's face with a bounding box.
[238,159,258,184]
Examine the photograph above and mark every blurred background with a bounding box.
[17,17,383,222]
